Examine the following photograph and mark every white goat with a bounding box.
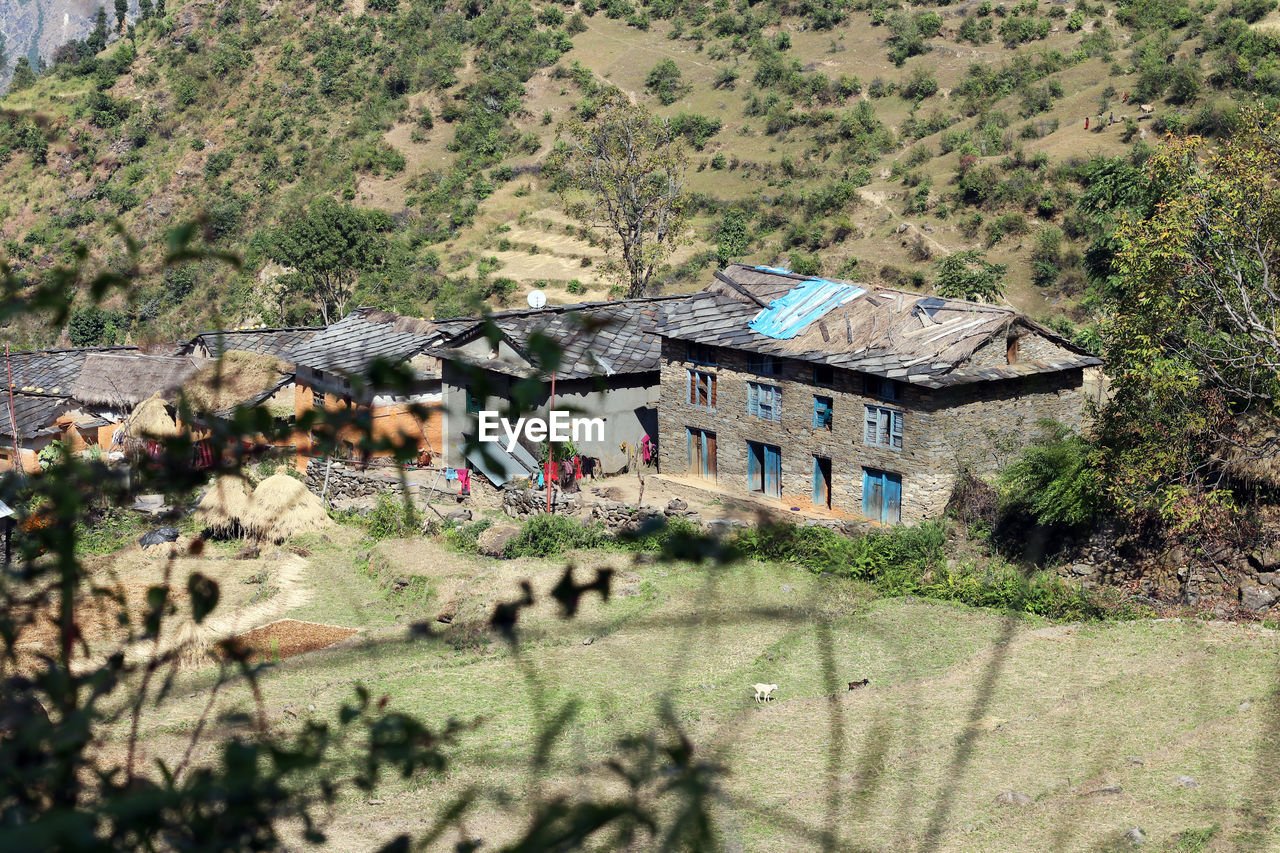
[753,683,778,703]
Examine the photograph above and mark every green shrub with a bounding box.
[364,493,421,540]
[503,514,612,557]
[442,518,493,553]
[999,420,1103,528]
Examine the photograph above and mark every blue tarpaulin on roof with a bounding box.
[748,278,865,340]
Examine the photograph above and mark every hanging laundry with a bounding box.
[574,455,583,481]
[194,441,214,470]
[445,468,458,481]
[641,435,653,464]
[457,468,471,495]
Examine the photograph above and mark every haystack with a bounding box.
[242,472,332,543]
[121,393,179,440]
[181,351,290,414]
[195,475,254,536]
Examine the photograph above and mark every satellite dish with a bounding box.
[527,289,547,309]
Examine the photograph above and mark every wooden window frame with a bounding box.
[687,370,717,409]
[863,404,904,450]
[747,382,782,422]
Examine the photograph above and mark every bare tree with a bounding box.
[546,90,689,298]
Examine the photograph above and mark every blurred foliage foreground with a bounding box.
[0,234,737,852]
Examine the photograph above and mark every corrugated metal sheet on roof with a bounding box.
[748,277,865,340]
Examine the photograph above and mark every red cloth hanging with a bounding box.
[457,468,471,495]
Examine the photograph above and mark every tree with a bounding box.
[114,0,127,30]
[7,57,36,94]
[546,90,689,298]
[716,208,751,264]
[1098,111,1280,517]
[156,0,165,15]
[644,58,687,106]
[87,7,109,54]
[932,250,1007,302]
[138,0,152,19]
[268,197,388,324]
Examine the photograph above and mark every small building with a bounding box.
[285,308,470,470]
[0,345,146,469]
[434,297,678,481]
[655,264,1102,524]
[0,392,77,472]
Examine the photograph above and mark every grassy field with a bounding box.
[94,523,1280,852]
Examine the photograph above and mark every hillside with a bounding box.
[1,0,1277,348]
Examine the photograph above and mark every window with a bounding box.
[465,389,482,414]
[747,382,781,421]
[688,370,717,409]
[686,342,717,366]
[748,353,779,376]
[813,365,834,387]
[813,395,833,430]
[864,375,897,400]
[864,405,903,449]
[314,387,327,408]
[747,441,782,498]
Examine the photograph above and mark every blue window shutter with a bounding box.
[892,411,903,448]
[748,384,757,417]
[864,406,876,444]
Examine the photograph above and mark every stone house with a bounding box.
[433,297,679,483]
[656,264,1103,524]
[285,308,471,471]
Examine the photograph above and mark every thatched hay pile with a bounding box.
[195,475,254,536]
[243,472,332,543]
[121,393,179,441]
[181,351,290,413]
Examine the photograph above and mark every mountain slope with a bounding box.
[1,0,1275,348]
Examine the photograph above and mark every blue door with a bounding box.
[862,468,902,524]
[748,441,782,498]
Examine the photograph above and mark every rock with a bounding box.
[476,525,521,558]
[666,498,688,512]
[1070,563,1094,577]
[234,544,260,560]
[583,637,594,645]
[1173,775,1198,789]
[1127,757,1145,766]
[367,798,385,806]
[1249,547,1280,571]
[781,584,794,593]
[1240,582,1277,612]
[1123,827,1146,846]
[1240,700,1252,712]
[1259,572,1277,586]
[1085,785,1123,796]
[994,790,1032,807]
[446,508,472,522]
[139,526,181,548]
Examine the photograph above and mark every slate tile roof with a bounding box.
[432,296,682,380]
[0,393,74,441]
[187,327,321,361]
[657,264,1102,388]
[4,346,138,396]
[287,309,467,377]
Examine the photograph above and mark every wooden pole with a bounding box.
[5,344,23,474]
[545,372,556,514]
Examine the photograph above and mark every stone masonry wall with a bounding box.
[656,338,1088,524]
